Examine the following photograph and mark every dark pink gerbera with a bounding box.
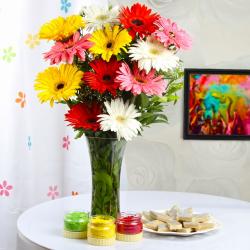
[44,31,93,64]
[115,62,167,96]
[154,17,192,50]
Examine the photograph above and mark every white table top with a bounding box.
[17,191,250,250]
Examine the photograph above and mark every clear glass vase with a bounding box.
[86,136,126,218]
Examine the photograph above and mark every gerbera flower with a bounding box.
[65,102,101,131]
[154,17,192,50]
[98,99,142,141]
[81,5,119,32]
[34,64,82,107]
[89,24,132,62]
[83,58,121,96]
[128,36,179,73]
[44,32,93,65]
[116,62,167,96]
[39,15,85,41]
[119,3,159,39]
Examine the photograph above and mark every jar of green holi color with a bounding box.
[63,211,89,239]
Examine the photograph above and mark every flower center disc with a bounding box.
[96,14,109,21]
[88,118,96,123]
[65,41,74,49]
[135,77,145,84]
[131,19,144,26]
[106,42,112,48]
[149,48,160,55]
[116,115,126,123]
[103,75,111,81]
[56,83,65,90]
[169,31,175,38]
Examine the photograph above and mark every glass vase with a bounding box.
[86,136,126,218]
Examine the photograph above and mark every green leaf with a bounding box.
[93,171,113,197]
[156,114,168,121]
[140,93,149,108]
[170,95,179,102]
[74,130,84,139]
[166,82,183,95]
[158,94,180,103]
[116,53,123,61]
[135,93,149,109]
[113,162,121,178]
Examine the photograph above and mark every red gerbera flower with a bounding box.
[119,3,160,39]
[65,102,101,131]
[83,58,121,96]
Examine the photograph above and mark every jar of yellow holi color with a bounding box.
[87,215,116,246]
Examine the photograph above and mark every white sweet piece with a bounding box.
[157,224,169,232]
[150,211,172,222]
[167,205,180,220]
[145,220,165,231]
[177,207,193,222]
[166,220,183,230]
[192,213,211,223]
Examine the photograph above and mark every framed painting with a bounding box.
[183,68,250,140]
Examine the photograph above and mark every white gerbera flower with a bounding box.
[128,36,179,73]
[81,5,119,32]
[98,99,142,141]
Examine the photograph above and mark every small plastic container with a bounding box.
[116,212,143,242]
[63,211,89,239]
[87,215,116,246]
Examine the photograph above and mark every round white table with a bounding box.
[17,191,250,250]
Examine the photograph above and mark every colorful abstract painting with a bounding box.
[184,69,250,139]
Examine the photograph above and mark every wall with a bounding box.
[118,0,250,201]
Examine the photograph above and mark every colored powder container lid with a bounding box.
[63,211,89,239]
[116,212,143,242]
[87,215,116,246]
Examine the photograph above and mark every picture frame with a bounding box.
[183,68,250,140]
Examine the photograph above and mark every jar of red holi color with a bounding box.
[116,212,143,242]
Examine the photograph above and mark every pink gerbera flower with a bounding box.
[115,62,167,96]
[44,32,93,64]
[154,17,192,50]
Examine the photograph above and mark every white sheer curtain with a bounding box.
[0,1,122,249]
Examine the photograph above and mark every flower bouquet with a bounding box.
[35,2,191,217]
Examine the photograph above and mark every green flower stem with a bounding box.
[86,137,126,218]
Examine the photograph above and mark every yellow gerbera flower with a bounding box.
[39,15,85,41]
[89,24,132,62]
[34,64,83,107]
